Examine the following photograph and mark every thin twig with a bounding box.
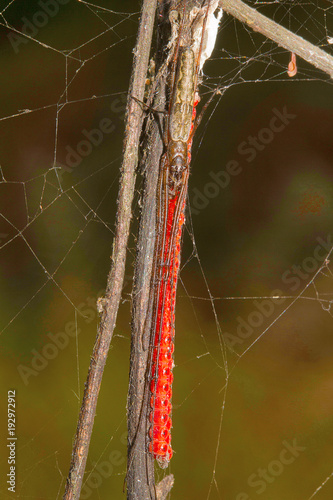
[126,1,170,493]
[62,0,157,498]
[220,0,333,79]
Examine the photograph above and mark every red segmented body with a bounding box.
[146,0,216,471]
[149,94,199,468]
[149,195,184,466]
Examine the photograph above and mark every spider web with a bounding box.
[0,1,332,499]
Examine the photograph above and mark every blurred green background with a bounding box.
[0,1,333,499]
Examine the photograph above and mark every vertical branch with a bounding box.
[126,16,169,500]
[63,0,157,498]
[126,94,165,499]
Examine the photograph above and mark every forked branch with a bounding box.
[220,0,333,78]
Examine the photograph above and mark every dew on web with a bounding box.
[0,0,333,499]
